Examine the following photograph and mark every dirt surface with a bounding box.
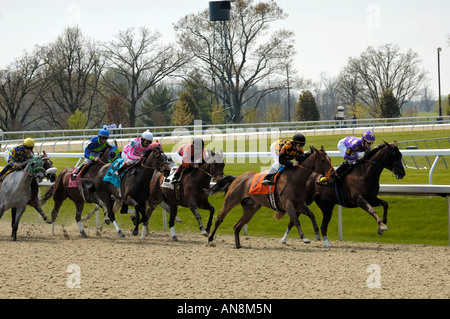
[0,221,448,300]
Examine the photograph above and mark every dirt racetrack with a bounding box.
[0,221,448,300]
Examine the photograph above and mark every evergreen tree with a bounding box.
[379,88,400,118]
[295,90,320,121]
[172,91,197,125]
[140,84,172,126]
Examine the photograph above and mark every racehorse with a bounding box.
[208,146,336,249]
[95,145,170,238]
[281,141,406,248]
[47,148,110,238]
[146,150,225,241]
[0,156,47,241]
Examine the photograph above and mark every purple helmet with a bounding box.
[361,130,375,142]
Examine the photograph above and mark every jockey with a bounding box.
[0,138,35,180]
[171,137,207,184]
[72,129,111,180]
[318,130,376,184]
[115,130,154,176]
[261,133,310,186]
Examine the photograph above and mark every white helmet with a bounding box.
[141,130,153,142]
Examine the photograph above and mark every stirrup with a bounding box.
[316,176,329,185]
[261,178,274,186]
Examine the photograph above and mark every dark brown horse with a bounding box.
[95,145,170,238]
[281,141,406,248]
[46,149,110,238]
[146,150,225,241]
[208,146,336,249]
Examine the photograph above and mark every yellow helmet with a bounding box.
[23,138,35,148]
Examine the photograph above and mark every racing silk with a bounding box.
[274,139,306,167]
[340,136,370,161]
[84,136,110,160]
[176,144,207,168]
[122,137,152,161]
[6,144,34,167]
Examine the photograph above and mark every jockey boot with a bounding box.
[261,173,275,186]
[0,165,11,181]
[115,162,130,177]
[335,161,352,182]
[71,164,85,181]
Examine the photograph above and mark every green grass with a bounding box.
[1,129,449,246]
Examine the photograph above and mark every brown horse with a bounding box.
[95,146,170,238]
[146,150,225,241]
[208,146,336,249]
[47,149,110,238]
[281,141,406,248]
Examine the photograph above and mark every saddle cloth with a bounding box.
[161,167,179,190]
[103,158,125,188]
[249,171,280,195]
[68,168,82,188]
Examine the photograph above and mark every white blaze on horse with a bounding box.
[0,156,48,241]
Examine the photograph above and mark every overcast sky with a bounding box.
[1,0,449,96]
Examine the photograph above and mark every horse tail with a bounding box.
[40,185,54,205]
[210,175,236,196]
[274,211,286,221]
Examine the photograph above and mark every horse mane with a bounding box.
[364,143,387,160]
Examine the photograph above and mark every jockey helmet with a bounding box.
[23,138,35,148]
[361,130,376,143]
[292,133,306,145]
[141,130,153,142]
[193,137,204,149]
[98,129,110,138]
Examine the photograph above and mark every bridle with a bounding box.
[297,150,334,180]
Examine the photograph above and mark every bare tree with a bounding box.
[338,44,428,117]
[101,27,188,127]
[0,52,46,131]
[39,27,106,129]
[174,0,301,123]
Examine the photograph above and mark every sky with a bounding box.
[1,0,449,97]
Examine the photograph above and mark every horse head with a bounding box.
[383,141,405,179]
[26,156,47,183]
[142,145,171,177]
[40,150,57,183]
[308,146,337,182]
[204,150,225,182]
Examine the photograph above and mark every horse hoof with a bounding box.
[172,236,178,242]
[118,230,125,238]
[324,240,331,248]
[80,231,87,238]
[104,219,111,225]
[200,230,208,237]
[132,230,138,236]
[302,237,311,244]
[314,234,321,241]
[378,224,389,235]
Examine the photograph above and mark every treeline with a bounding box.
[0,0,437,132]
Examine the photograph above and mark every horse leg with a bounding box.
[233,199,261,249]
[198,200,215,235]
[28,196,51,224]
[286,201,310,244]
[356,195,388,235]
[315,197,335,248]
[281,219,295,244]
[133,203,148,239]
[164,202,179,241]
[188,199,208,236]
[50,199,65,235]
[11,206,26,241]
[370,197,389,225]
[74,201,87,238]
[208,193,243,244]
[303,207,321,241]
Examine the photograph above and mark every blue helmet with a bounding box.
[361,130,375,142]
[98,129,110,138]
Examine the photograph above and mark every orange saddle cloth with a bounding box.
[248,172,279,194]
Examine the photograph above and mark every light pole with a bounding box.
[437,47,442,122]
